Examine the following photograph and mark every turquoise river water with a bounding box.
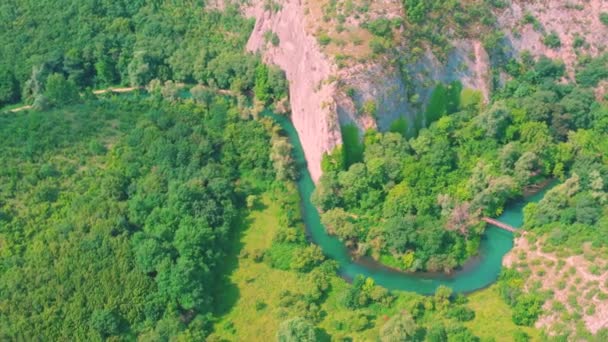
[269,113,551,294]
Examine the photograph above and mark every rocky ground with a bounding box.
[504,236,608,335]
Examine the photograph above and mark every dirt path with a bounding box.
[92,87,140,95]
[5,84,233,114]
[9,105,32,113]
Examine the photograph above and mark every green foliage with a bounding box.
[0,2,257,106]
[379,311,419,342]
[576,54,608,87]
[425,81,461,126]
[389,117,410,137]
[290,245,325,272]
[497,269,544,326]
[340,124,364,167]
[90,309,121,338]
[0,94,277,340]
[264,30,280,46]
[317,33,331,46]
[366,18,393,38]
[44,73,80,107]
[0,66,19,106]
[277,317,317,342]
[459,88,482,111]
[543,32,561,49]
[313,54,607,273]
[511,294,544,326]
[321,147,346,173]
[361,99,378,117]
[600,13,608,26]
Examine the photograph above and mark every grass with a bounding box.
[210,194,542,341]
[210,194,303,341]
[466,285,540,341]
[208,192,415,341]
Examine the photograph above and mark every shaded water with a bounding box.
[267,112,550,294]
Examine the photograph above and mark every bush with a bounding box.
[543,32,561,49]
[447,306,476,322]
[317,33,331,46]
[277,317,316,342]
[366,18,393,37]
[512,293,544,326]
[600,13,608,26]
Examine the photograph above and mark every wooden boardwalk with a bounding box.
[482,217,517,233]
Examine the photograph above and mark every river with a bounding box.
[267,112,551,294]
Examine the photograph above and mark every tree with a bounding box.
[90,309,121,338]
[128,51,152,87]
[95,57,119,86]
[559,87,595,129]
[63,48,87,87]
[277,317,317,342]
[512,294,544,326]
[44,73,80,107]
[383,216,417,254]
[514,152,539,184]
[426,323,448,342]
[0,66,19,105]
[320,208,358,242]
[600,13,608,26]
[513,330,530,342]
[290,245,325,272]
[434,285,453,311]
[543,31,561,48]
[271,136,297,181]
[522,90,557,123]
[311,171,342,211]
[379,311,418,342]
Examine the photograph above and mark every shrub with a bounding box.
[543,32,561,49]
[600,13,608,26]
[317,33,331,46]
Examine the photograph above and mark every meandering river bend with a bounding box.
[268,112,550,294]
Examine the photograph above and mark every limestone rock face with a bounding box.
[245,0,342,182]
[244,0,608,182]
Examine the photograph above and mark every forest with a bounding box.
[0,1,287,340]
[0,0,286,109]
[0,92,287,339]
[1,0,608,341]
[313,54,608,273]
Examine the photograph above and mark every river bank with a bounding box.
[267,111,554,294]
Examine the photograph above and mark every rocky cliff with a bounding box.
[245,0,342,182]
[245,0,608,181]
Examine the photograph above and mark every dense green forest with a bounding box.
[0,94,283,339]
[0,1,288,339]
[313,54,608,272]
[0,1,284,109]
[1,0,608,340]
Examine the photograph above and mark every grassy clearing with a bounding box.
[210,194,300,341]
[211,193,542,341]
[466,285,540,341]
[209,192,403,341]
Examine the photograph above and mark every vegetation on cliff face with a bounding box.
[314,53,608,273]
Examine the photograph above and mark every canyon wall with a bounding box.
[245,0,342,182]
[245,0,608,182]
